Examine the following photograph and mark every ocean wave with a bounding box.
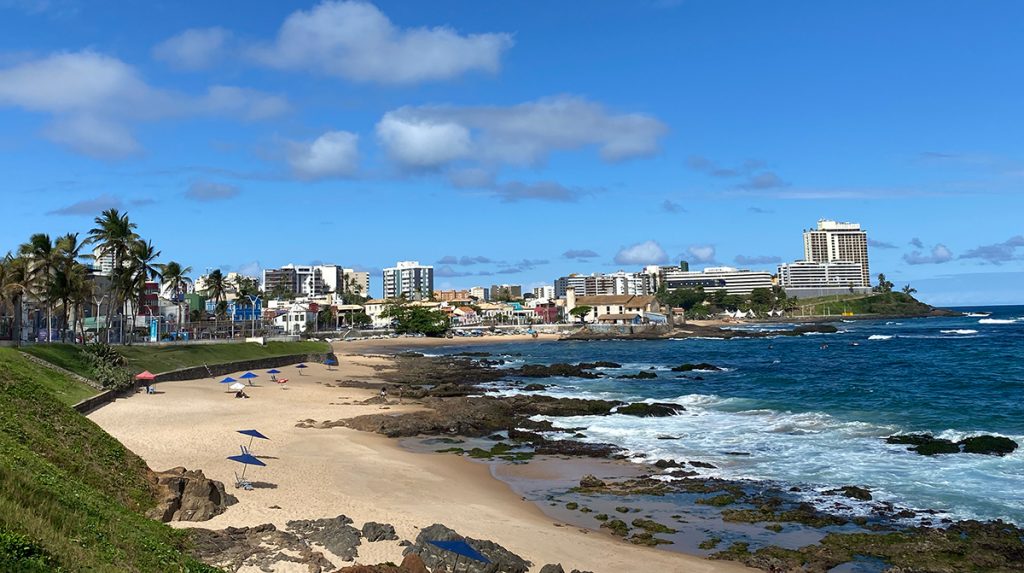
[940,329,979,335]
[868,334,894,340]
[979,318,1019,324]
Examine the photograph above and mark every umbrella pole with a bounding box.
[247,436,254,450]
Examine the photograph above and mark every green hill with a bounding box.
[0,348,220,572]
[21,340,329,378]
[791,292,939,317]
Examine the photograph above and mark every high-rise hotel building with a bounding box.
[802,219,870,286]
[382,261,434,300]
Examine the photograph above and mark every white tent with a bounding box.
[229,382,245,391]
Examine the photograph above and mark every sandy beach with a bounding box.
[88,345,752,573]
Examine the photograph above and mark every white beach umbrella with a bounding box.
[229,382,246,391]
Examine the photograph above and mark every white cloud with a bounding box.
[250,0,512,84]
[614,240,668,265]
[287,130,360,180]
[904,244,954,265]
[376,95,667,169]
[153,27,230,70]
[0,50,288,158]
[42,114,141,159]
[376,115,470,167]
[185,181,240,201]
[687,245,716,263]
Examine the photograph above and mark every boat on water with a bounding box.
[964,311,992,318]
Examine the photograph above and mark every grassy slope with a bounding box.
[22,340,329,377]
[792,292,934,316]
[11,348,97,406]
[0,348,220,572]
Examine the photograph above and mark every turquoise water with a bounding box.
[434,306,1024,525]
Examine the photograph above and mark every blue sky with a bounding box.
[2,1,1023,305]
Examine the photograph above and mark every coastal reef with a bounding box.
[886,433,1019,456]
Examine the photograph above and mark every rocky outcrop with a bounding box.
[617,371,658,379]
[362,521,399,542]
[886,434,1019,456]
[615,402,685,417]
[670,362,722,372]
[146,467,237,522]
[189,523,336,572]
[510,363,604,379]
[286,515,362,561]
[825,486,873,501]
[403,523,530,573]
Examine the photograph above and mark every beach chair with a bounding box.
[234,471,253,490]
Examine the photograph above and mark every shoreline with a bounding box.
[87,349,752,572]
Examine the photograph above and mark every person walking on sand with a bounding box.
[380,385,388,403]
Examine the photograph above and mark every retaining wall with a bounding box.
[152,352,337,383]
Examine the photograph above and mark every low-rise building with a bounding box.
[658,266,773,296]
[273,303,316,334]
[564,288,663,324]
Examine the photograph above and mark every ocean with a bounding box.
[439,305,1024,526]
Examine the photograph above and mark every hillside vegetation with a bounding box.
[22,340,329,377]
[791,292,937,317]
[0,348,220,572]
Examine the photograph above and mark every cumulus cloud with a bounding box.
[734,254,781,265]
[286,130,359,180]
[562,249,599,260]
[377,96,667,169]
[688,155,788,191]
[868,239,898,249]
[494,259,549,274]
[185,181,240,201]
[436,265,473,278]
[614,240,668,265]
[153,27,230,70]
[490,180,589,203]
[687,244,716,263]
[903,244,953,265]
[0,50,288,158]
[661,199,685,213]
[909,237,925,249]
[959,235,1024,264]
[249,1,512,84]
[47,193,123,215]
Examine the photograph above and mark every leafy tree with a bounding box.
[350,311,371,327]
[569,305,592,324]
[656,285,706,310]
[381,303,449,336]
[0,254,28,343]
[875,273,894,293]
[157,260,193,327]
[902,284,917,295]
[18,233,58,341]
[86,209,139,342]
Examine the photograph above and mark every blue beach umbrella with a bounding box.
[427,539,490,571]
[219,376,237,384]
[239,372,258,385]
[324,358,338,370]
[227,446,267,484]
[295,363,308,375]
[266,369,281,374]
[237,429,270,449]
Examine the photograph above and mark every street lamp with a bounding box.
[248,295,261,338]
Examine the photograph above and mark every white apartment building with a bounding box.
[533,285,555,300]
[553,272,654,298]
[342,269,370,297]
[803,219,870,286]
[382,261,434,300]
[777,261,864,288]
[470,286,490,301]
[660,266,773,296]
[91,246,116,276]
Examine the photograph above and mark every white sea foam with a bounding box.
[868,334,893,340]
[979,318,1019,324]
[940,329,979,335]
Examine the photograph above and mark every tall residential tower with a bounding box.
[802,219,870,286]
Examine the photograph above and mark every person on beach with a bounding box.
[380,385,388,403]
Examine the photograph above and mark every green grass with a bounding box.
[7,349,97,406]
[0,348,222,572]
[791,292,934,317]
[22,340,329,376]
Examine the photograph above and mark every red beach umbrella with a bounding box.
[135,371,156,381]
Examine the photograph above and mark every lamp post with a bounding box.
[248,295,260,338]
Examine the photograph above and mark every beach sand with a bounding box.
[88,348,752,573]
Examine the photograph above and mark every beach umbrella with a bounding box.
[239,372,258,385]
[323,358,338,370]
[427,539,490,571]
[266,369,281,374]
[295,363,308,375]
[237,429,270,450]
[229,382,245,391]
[227,446,267,484]
[135,370,156,381]
[219,376,237,384]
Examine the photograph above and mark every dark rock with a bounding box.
[617,371,658,380]
[510,428,622,458]
[578,361,622,369]
[403,523,530,573]
[670,362,722,372]
[539,565,565,573]
[147,467,237,522]
[631,518,677,534]
[656,435,680,440]
[959,435,1018,456]
[361,521,399,542]
[653,459,682,469]
[401,553,430,573]
[600,519,630,537]
[522,383,547,391]
[579,474,606,489]
[286,515,362,561]
[824,486,873,501]
[885,433,960,455]
[689,460,716,469]
[616,402,685,417]
[189,523,335,572]
[512,363,604,379]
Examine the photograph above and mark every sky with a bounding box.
[2,1,1023,305]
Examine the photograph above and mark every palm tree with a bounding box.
[87,209,138,342]
[0,254,28,344]
[123,239,162,340]
[52,233,86,342]
[18,233,58,342]
[158,261,193,328]
[204,269,228,337]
